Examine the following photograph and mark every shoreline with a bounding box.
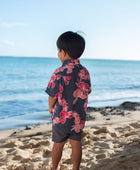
[0,101,140,169]
[0,101,140,140]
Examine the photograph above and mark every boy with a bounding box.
[45,31,91,170]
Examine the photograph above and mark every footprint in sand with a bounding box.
[130,122,140,129]
[96,153,106,159]
[0,150,7,158]
[94,127,109,135]
[94,142,111,149]
[12,149,31,160]
[42,148,52,158]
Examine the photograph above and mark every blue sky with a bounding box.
[0,0,140,60]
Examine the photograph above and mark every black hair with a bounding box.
[57,31,85,59]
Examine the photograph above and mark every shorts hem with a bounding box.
[52,125,83,143]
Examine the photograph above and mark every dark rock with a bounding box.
[87,107,101,112]
[86,113,95,121]
[100,111,109,116]
[9,131,17,136]
[120,101,140,110]
[13,131,17,134]
[25,125,31,130]
[106,118,110,120]
[110,109,125,116]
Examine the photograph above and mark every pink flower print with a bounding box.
[59,98,68,111]
[54,67,65,74]
[59,85,63,93]
[71,59,76,62]
[73,111,78,117]
[61,118,66,124]
[66,76,71,80]
[84,99,88,111]
[80,121,85,129]
[69,111,78,118]
[73,81,90,104]
[65,65,74,74]
[68,114,73,119]
[52,82,55,88]
[79,82,89,95]
[60,110,69,118]
[54,93,62,99]
[54,105,57,109]
[59,98,67,106]
[71,124,81,133]
[75,117,80,124]
[71,59,80,65]
[56,74,61,80]
[71,111,81,132]
[78,69,90,80]
[63,76,71,85]
[75,125,81,133]
[53,117,61,125]
[73,112,81,124]
[48,74,56,88]
[47,81,51,88]
[71,121,85,133]
[67,111,73,119]
[48,73,62,89]
[73,89,86,104]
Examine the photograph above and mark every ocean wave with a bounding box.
[0,109,49,120]
[0,88,45,95]
[0,113,25,120]
[0,113,51,130]
[92,84,140,91]
[89,96,140,103]
[115,85,140,90]
[88,90,140,107]
[0,92,47,102]
[88,97,140,107]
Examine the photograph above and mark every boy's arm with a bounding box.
[48,96,57,114]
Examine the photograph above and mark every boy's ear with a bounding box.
[61,49,67,57]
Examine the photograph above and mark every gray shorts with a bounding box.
[52,125,83,143]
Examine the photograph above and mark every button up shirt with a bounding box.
[46,59,91,133]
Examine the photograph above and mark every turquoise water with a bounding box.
[0,56,140,130]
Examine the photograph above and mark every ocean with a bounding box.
[0,56,140,130]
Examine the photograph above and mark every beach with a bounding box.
[0,101,140,170]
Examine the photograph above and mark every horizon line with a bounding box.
[0,55,140,62]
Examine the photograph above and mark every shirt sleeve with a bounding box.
[45,72,62,99]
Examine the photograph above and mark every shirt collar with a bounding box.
[62,59,80,67]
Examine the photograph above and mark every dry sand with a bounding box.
[0,102,140,170]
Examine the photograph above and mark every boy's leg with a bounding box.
[70,139,82,170]
[52,141,65,170]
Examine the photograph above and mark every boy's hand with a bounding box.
[49,107,53,114]
[48,96,57,115]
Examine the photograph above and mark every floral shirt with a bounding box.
[45,59,91,133]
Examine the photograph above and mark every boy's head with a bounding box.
[57,31,85,59]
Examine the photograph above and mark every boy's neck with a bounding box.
[64,54,72,60]
[61,53,72,63]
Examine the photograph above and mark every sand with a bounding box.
[0,102,140,170]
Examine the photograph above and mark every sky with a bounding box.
[0,0,140,60]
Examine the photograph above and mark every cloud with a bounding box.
[1,22,27,28]
[3,40,15,46]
